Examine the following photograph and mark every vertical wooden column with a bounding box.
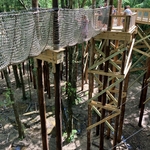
[106,40,118,139]
[1,71,4,79]
[100,1,113,149]
[87,38,94,150]
[96,48,104,136]
[117,0,122,26]
[118,72,130,142]
[53,0,62,149]
[81,43,84,91]
[54,64,62,150]
[113,45,126,150]
[138,58,150,127]
[32,1,49,150]
[139,73,146,108]
[100,41,110,150]
[65,47,68,94]
[37,59,49,150]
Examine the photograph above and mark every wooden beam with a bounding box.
[94,31,132,42]
[133,48,150,57]
[87,111,120,130]
[88,48,125,70]
[36,49,64,64]
[88,70,124,78]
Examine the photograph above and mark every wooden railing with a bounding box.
[111,12,137,32]
[131,8,150,24]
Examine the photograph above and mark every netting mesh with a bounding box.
[0,7,110,71]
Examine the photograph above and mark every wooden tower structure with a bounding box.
[86,3,150,150]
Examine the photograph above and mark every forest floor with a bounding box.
[0,67,150,150]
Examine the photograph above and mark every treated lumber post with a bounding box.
[113,45,126,150]
[118,72,130,142]
[32,1,49,149]
[100,1,113,149]
[138,58,150,127]
[43,61,47,91]
[125,16,131,32]
[87,38,94,150]
[53,0,62,149]
[46,63,51,99]
[22,62,25,75]
[81,43,84,91]
[106,40,118,139]
[100,41,110,150]
[139,73,146,108]
[29,59,33,82]
[96,54,104,136]
[1,71,4,79]
[65,47,68,94]
[117,0,122,26]
[37,59,49,150]
[54,64,62,149]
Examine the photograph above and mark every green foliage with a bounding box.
[63,82,82,105]
[67,82,76,97]
[0,0,53,12]
[63,129,77,143]
[0,89,14,108]
[39,0,52,8]
[75,97,82,105]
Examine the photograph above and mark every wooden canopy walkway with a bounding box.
[131,8,150,25]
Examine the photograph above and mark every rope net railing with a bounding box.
[0,7,110,71]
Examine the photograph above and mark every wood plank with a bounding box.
[94,31,132,42]
[87,78,124,102]
[36,49,64,64]
[133,48,150,57]
[87,111,120,130]
[92,105,115,132]
[88,70,124,78]
[123,38,135,74]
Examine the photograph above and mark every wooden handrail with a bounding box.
[110,13,137,32]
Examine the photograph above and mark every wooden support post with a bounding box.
[22,62,25,75]
[65,47,68,94]
[100,1,113,149]
[54,64,62,150]
[8,66,11,74]
[106,40,118,139]
[125,16,131,32]
[46,63,51,99]
[96,53,104,136]
[113,44,126,150]
[100,41,110,150]
[37,59,49,150]
[52,0,62,148]
[118,72,130,142]
[81,43,84,91]
[1,71,4,79]
[139,73,146,108]
[87,38,94,150]
[43,61,51,99]
[29,60,33,82]
[138,58,150,127]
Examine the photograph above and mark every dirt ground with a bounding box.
[0,67,150,150]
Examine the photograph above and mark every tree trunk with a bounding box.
[3,69,25,139]
[12,65,21,88]
[18,64,27,100]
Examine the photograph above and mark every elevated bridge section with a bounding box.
[131,8,150,25]
[0,7,109,71]
[1,7,150,71]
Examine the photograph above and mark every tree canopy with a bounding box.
[0,0,150,12]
